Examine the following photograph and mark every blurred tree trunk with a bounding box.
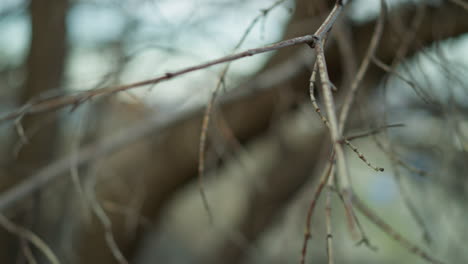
[1,0,69,262]
[12,0,69,174]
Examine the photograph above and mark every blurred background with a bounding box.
[0,0,467,263]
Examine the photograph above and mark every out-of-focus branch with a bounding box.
[0,1,467,263]
[449,0,468,11]
[0,214,59,264]
[208,108,326,264]
[353,194,444,264]
[338,0,386,133]
[5,0,70,174]
[301,153,334,264]
[0,34,319,124]
[198,0,288,224]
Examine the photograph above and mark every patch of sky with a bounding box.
[0,14,29,63]
[4,0,466,108]
[68,3,126,47]
[66,48,116,91]
[108,0,294,105]
[385,34,468,109]
[367,173,398,204]
[55,0,294,106]
[64,0,468,107]
[0,0,25,12]
[348,0,440,23]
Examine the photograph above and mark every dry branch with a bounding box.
[353,195,444,264]
[0,2,467,264]
[0,35,318,124]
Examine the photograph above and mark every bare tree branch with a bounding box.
[0,34,319,124]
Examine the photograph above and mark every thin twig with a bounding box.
[0,106,186,212]
[325,155,337,264]
[352,194,444,264]
[14,117,29,145]
[88,192,129,264]
[311,67,387,173]
[198,101,215,224]
[393,155,428,177]
[309,0,358,238]
[316,42,358,237]
[374,135,432,244]
[372,56,432,104]
[311,64,385,172]
[308,94,381,244]
[310,20,395,173]
[70,111,88,212]
[21,239,38,264]
[334,187,375,248]
[315,43,349,184]
[67,111,128,264]
[392,161,432,244]
[102,201,153,230]
[300,153,335,264]
[334,21,358,87]
[309,62,330,126]
[338,0,386,133]
[0,34,320,124]
[0,214,60,264]
[313,1,344,39]
[306,5,364,242]
[344,139,384,172]
[0,41,316,212]
[197,0,286,223]
[344,124,405,141]
[325,186,334,264]
[390,2,426,67]
[373,27,436,246]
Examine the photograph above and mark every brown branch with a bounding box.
[0,34,319,124]
[307,1,387,246]
[338,0,386,133]
[324,187,334,264]
[352,194,444,264]
[211,109,326,264]
[300,153,334,264]
[88,191,128,264]
[344,123,405,141]
[310,64,389,173]
[373,133,432,244]
[0,214,60,264]
[0,42,315,213]
[198,0,287,224]
[0,105,194,212]
[372,56,432,104]
[344,139,384,172]
[314,27,357,241]
[0,3,467,263]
